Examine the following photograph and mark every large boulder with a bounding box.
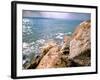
[68,20,91,66]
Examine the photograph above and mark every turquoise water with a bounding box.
[23,17,83,43]
[22,17,84,67]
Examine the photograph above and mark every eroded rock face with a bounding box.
[37,45,67,68]
[68,20,91,66]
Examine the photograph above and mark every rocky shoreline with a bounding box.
[24,20,91,69]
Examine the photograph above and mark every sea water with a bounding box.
[22,17,83,68]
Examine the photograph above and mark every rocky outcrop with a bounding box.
[37,36,72,68]
[37,45,65,68]
[68,20,91,66]
[27,41,58,69]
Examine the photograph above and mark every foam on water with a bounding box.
[36,39,45,44]
[22,39,46,66]
[22,32,72,67]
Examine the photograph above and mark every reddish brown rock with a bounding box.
[37,45,67,68]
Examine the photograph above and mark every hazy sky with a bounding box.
[23,10,91,20]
